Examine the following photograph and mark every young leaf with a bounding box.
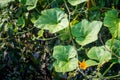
[53,45,78,72]
[16,17,25,28]
[68,0,87,6]
[34,8,69,33]
[26,0,38,10]
[71,19,102,46]
[38,29,44,38]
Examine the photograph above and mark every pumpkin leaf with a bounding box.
[87,46,112,66]
[53,58,78,72]
[68,0,87,6]
[104,9,120,39]
[53,45,78,72]
[86,60,98,67]
[71,19,102,46]
[34,8,69,33]
[26,0,38,10]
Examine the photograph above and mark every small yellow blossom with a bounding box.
[78,60,87,70]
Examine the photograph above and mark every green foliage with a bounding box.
[105,39,120,63]
[34,8,69,33]
[37,29,44,38]
[16,17,25,28]
[53,45,78,72]
[71,19,102,46]
[104,9,120,39]
[0,0,120,79]
[86,60,98,67]
[87,46,112,66]
[26,0,38,10]
[68,0,87,6]
[0,0,14,8]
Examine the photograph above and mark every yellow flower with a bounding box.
[78,60,87,70]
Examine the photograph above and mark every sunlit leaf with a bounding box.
[26,0,38,10]
[38,29,44,38]
[86,60,98,67]
[87,46,112,65]
[71,19,102,46]
[34,8,69,33]
[53,45,78,72]
[68,0,87,6]
[54,58,78,72]
[104,9,120,39]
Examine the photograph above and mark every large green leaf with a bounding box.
[87,46,112,65]
[0,0,14,8]
[53,45,77,61]
[68,0,87,6]
[104,9,120,39]
[34,8,69,33]
[26,0,38,10]
[53,45,78,72]
[53,58,78,72]
[71,19,102,46]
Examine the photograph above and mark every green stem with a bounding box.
[77,46,83,51]
[91,0,96,7]
[78,68,88,79]
[96,65,101,77]
[37,33,65,41]
[45,0,55,9]
[0,37,9,40]
[104,74,120,79]
[102,62,115,77]
[99,34,120,59]
[16,27,35,35]
[35,8,41,14]
[63,0,76,47]
[71,5,78,15]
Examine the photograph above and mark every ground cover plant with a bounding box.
[0,0,120,80]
